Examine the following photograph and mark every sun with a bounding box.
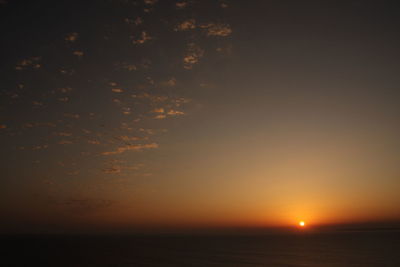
[299,221,306,227]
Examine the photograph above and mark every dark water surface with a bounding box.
[3,232,400,266]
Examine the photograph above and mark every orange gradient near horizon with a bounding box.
[20,139,400,232]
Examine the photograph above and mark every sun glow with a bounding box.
[299,221,306,227]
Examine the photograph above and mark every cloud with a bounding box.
[133,31,152,44]
[220,1,228,8]
[167,109,185,116]
[175,1,188,9]
[144,0,157,5]
[133,93,168,103]
[9,93,19,99]
[59,68,75,75]
[118,62,137,71]
[101,143,158,155]
[102,166,121,174]
[88,140,100,145]
[124,17,143,26]
[154,114,166,119]
[158,77,177,87]
[72,50,84,57]
[125,164,143,171]
[183,43,204,69]
[102,162,143,174]
[122,107,131,115]
[111,88,124,93]
[120,122,134,131]
[139,128,156,135]
[65,32,78,42]
[33,101,43,106]
[175,19,196,31]
[58,97,69,102]
[58,87,73,93]
[20,123,29,130]
[153,107,165,113]
[216,44,233,56]
[134,17,143,25]
[118,135,142,142]
[200,23,232,36]
[174,97,191,107]
[15,57,41,70]
[32,144,48,150]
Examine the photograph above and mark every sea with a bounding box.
[2,231,400,266]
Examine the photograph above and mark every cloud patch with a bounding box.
[133,31,152,44]
[183,43,204,69]
[101,143,159,155]
[111,88,124,93]
[175,19,196,31]
[65,32,79,42]
[201,23,232,36]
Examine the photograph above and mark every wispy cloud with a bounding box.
[200,23,232,36]
[167,109,185,116]
[101,143,159,155]
[65,32,79,42]
[183,43,204,69]
[32,144,49,150]
[72,50,84,57]
[102,162,143,174]
[32,101,43,106]
[175,1,188,9]
[153,107,165,113]
[88,140,101,145]
[58,97,69,102]
[144,0,157,5]
[15,57,41,70]
[57,87,73,93]
[154,114,166,119]
[158,77,177,87]
[102,166,121,174]
[111,88,124,93]
[133,31,152,44]
[175,19,196,31]
[118,135,143,142]
[122,107,131,115]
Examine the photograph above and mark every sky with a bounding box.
[1,0,400,234]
